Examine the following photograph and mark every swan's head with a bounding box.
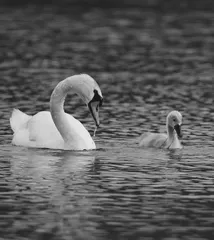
[167,110,182,138]
[71,74,103,127]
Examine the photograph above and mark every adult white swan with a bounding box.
[10,74,103,150]
[139,110,183,149]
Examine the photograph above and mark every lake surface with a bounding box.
[0,3,214,240]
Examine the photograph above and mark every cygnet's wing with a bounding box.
[139,132,167,148]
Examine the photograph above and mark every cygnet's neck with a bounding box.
[166,124,180,149]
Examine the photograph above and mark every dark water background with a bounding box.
[0,1,214,239]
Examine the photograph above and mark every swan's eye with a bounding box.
[96,104,99,111]
[173,118,176,122]
[90,89,103,108]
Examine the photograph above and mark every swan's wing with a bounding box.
[11,110,64,149]
[27,111,94,150]
[27,111,63,148]
[10,109,33,147]
[10,108,32,132]
[11,109,95,150]
[139,132,167,148]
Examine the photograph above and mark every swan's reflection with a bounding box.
[1,146,101,236]
[9,148,96,197]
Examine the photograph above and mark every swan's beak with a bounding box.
[174,124,182,138]
[88,101,101,127]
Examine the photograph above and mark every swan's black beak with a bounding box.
[88,101,101,127]
[88,89,103,127]
[174,124,182,138]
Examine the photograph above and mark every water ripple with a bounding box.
[0,4,214,240]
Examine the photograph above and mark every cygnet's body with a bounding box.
[139,110,183,149]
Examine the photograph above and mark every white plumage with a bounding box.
[10,74,103,150]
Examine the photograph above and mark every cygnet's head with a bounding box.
[70,74,103,127]
[166,110,182,138]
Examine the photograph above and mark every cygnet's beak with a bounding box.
[174,124,182,138]
[88,100,102,127]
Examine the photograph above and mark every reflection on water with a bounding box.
[0,3,214,240]
[1,145,214,239]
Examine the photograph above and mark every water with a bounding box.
[0,3,214,240]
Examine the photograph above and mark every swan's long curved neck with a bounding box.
[50,79,76,142]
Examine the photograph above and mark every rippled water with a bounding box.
[0,4,214,240]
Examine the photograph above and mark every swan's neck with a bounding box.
[50,79,76,143]
[166,125,180,148]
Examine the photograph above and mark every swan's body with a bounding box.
[10,110,94,150]
[10,74,103,150]
[139,111,183,149]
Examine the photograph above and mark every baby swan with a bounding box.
[139,110,183,149]
[10,74,103,151]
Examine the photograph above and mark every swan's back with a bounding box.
[27,111,63,148]
[11,110,63,149]
[10,109,95,150]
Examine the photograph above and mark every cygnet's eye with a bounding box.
[173,118,176,122]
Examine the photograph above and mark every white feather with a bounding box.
[10,74,102,150]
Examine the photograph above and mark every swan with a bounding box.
[10,74,103,150]
[139,110,183,149]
